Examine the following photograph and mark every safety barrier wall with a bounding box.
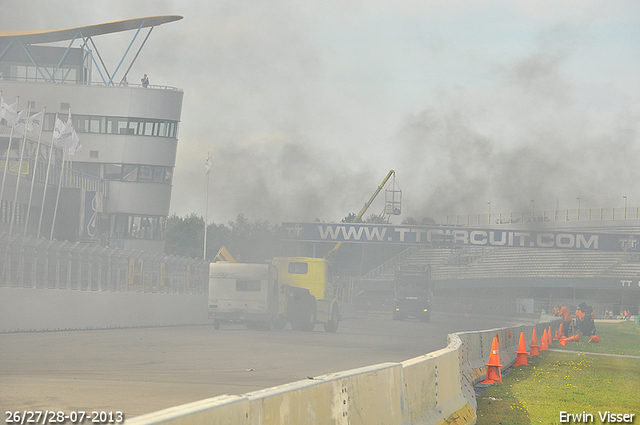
[0,286,208,332]
[0,233,206,295]
[0,233,209,332]
[125,318,562,425]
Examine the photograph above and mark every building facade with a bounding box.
[0,16,184,253]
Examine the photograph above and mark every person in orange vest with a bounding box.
[560,305,572,335]
[553,306,559,316]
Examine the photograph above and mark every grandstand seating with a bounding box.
[360,245,640,282]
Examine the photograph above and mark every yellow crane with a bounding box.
[327,170,399,257]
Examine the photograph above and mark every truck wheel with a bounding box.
[272,316,287,330]
[323,307,339,333]
[292,309,315,331]
[214,320,220,330]
[291,300,316,332]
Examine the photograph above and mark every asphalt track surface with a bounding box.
[1,312,521,418]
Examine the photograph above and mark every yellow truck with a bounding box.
[208,257,340,332]
[271,257,340,332]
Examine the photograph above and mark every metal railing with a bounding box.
[0,233,206,294]
[359,246,417,281]
[0,75,181,91]
[0,156,109,197]
[446,207,640,226]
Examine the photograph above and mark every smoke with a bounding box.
[392,28,639,220]
[1,1,638,225]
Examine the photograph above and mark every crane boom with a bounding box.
[353,170,395,223]
[327,170,395,257]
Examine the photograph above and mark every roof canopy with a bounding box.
[0,16,183,44]
[0,16,183,87]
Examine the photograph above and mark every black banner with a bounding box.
[282,222,640,252]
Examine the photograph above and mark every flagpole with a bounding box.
[0,96,19,215]
[24,108,46,237]
[204,152,210,261]
[50,147,67,240]
[38,113,58,239]
[9,104,31,235]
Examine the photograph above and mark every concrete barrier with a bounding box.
[125,319,562,425]
[124,395,250,425]
[126,363,403,425]
[0,286,208,332]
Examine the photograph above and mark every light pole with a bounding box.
[576,196,580,220]
[623,195,627,219]
[487,201,491,225]
[531,199,535,222]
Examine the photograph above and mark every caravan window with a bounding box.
[236,280,261,292]
[288,262,308,274]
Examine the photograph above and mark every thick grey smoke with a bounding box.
[2,1,638,224]
[390,28,639,221]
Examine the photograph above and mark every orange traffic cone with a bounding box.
[548,326,553,346]
[481,336,502,384]
[559,337,567,346]
[556,323,564,340]
[530,328,540,356]
[540,329,548,351]
[588,335,600,343]
[514,332,529,366]
[565,334,579,343]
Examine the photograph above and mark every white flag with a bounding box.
[12,109,29,133]
[205,156,213,174]
[68,141,82,155]
[0,96,18,126]
[28,111,44,134]
[53,117,76,148]
[53,115,79,149]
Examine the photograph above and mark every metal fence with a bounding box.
[0,232,207,294]
[447,207,640,226]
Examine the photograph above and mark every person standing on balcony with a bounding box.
[141,74,149,88]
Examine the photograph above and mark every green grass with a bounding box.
[552,321,640,356]
[476,322,640,425]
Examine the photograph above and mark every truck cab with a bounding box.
[393,265,432,322]
[271,257,340,332]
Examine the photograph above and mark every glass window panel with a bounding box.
[90,117,103,133]
[44,113,55,131]
[122,165,138,181]
[288,262,308,274]
[158,122,167,137]
[73,162,100,178]
[163,168,173,184]
[75,116,89,133]
[115,118,128,135]
[138,165,152,182]
[236,280,261,292]
[128,120,139,135]
[104,164,122,180]
[144,121,154,136]
[152,166,164,183]
[129,216,142,239]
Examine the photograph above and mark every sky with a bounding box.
[2,1,639,225]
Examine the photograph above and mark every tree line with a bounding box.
[164,213,434,276]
